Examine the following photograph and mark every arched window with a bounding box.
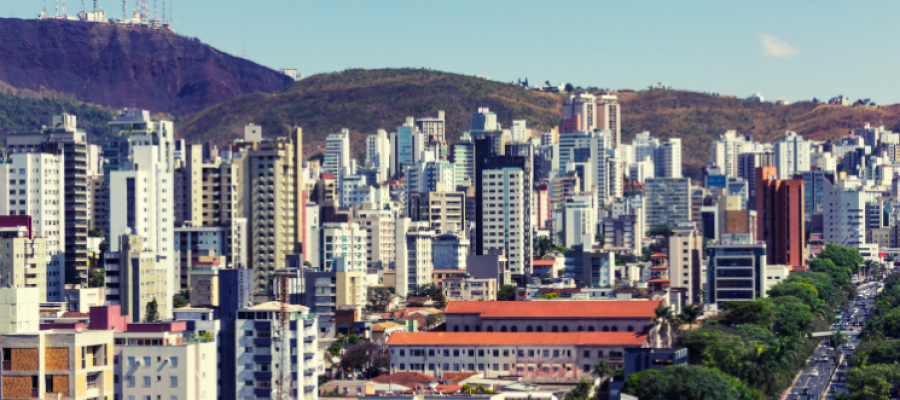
[577,326,584,332]
[602,326,609,332]
[536,326,543,332]
[612,326,619,332]
[588,326,595,332]
[454,326,459,332]
[464,325,470,332]
[562,326,569,332]
[627,325,634,332]
[486,326,494,332]
[475,326,482,332]
[500,326,507,332]
[511,326,518,332]
[526,326,534,332]
[551,326,559,333]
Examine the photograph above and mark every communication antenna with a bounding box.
[62,0,66,16]
[274,274,292,400]
[153,0,157,27]
[122,0,126,22]
[161,0,165,25]
[94,0,97,12]
[81,0,84,13]
[55,0,58,17]
[43,0,47,15]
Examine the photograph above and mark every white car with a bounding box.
[811,369,819,377]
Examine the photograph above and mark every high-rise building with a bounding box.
[313,222,367,272]
[366,129,391,183]
[233,128,305,294]
[415,111,446,144]
[756,167,805,267]
[560,194,596,248]
[794,170,833,216]
[470,107,499,131]
[654,138,682,178]
[823,178,875,249]
[390,117,426,178]
[632,131,659,163]
[0,154,65,300]
[450,137,475,187]
[6,113,90,286]
[481,164,529,277]
[405,156,456,194]
[105,233,170,322]
[644,177,692,230]
[710,130,745,177]
[511,120,527,142]
[668,223,705,304]
[408,190,465,235]
[0,224,49,301]
[707,237,767,308]
[355,207,396,269]
[395,218,434,297]
[324,128,351,179]
[773,131,810,179]
[562,93,597,133]
[598,95,621,148]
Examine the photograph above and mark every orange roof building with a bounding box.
[387,332,648,379]
[443,301,660,334]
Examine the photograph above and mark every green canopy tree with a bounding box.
[628,365,755,400]
[498,285,517,301]
[144,298,160,322]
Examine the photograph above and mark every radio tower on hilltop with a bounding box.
[122,0,126,22]
[153,0,157,27]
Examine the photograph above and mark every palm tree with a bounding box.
[697,289,707,306]
[679,305,702,331]
[534,237,554,258]
[654,305,673,347]
[864,259,878,279]
[743,346,780,395]
[594,358,611,382]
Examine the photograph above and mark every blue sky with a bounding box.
[8,0,900,104]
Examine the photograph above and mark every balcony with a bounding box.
[303,336,314,343]
[304,352,314,360]
[305,385,316,392]
[304,368,315,376]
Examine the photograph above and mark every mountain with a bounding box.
[180,68,900,179]
[177,68,563,158]
[0,92,112,136]
[0,17,293,115]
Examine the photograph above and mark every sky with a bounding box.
[8,0,900,104]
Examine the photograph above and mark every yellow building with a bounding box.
[188,256,224,307]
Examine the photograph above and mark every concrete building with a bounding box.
[415,111,446,144]
[233,302,319,400]
[560,194,596,248]
[450,138,475,187]
[283,255,368,321]
[6,113,90,286]
[706,237,768,308]
[312,222,368,273]
[174,225,244,290]
[562,93,597,133]
[773,131,810,180]
[466,251,510,287]
[738,151,775,210]
[366,129,391,183]
[710,130,746,177]
[654,139,682,178]
[64,285,105,313]
[481,164,529,277]
[387,331,648,378]
[408,190,466,235]
[511,120,528,142]
[602,214,641,256]
[395,218,435,298]
[188,256,223,307]
[756,167,805,267]
[823,178,875,249]
[0,225,49,302]
[560,246,615,288]
[644,178,691,230]
[470,108,499,131]
[433,234,470,271]
[233,127,305,294]
[0,288,115,400]
[632,132,659,165]
[104,233,169,322]
[324,128,351,180]
[0,153,66,300]
[390,117,426,178]
[441,275,498,302]
[355,207,396,269]
[668,224,705,304]
[598,95,622,148]
[114,321,216,400]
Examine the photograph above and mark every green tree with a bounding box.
[595,234,605,246]
[564,83,574,92]
[426,313,444,328]
[630,365,755,400]
[172,295,187,309]
[88,229,103,237]
[654,305,674,347]
[431,291,448,309]
[678,305,702,331]
[718,300,775,328]
[879,308,900,338]
[368,286,394,312]
[328,342,342,356]
[348,334,360,344]
[622,369,659,394]
[498,285,517,301]
[534,236,554,257]
[594,358,611,380]
[144,298,160,322]
[563,380,592,400]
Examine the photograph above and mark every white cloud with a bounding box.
[759,34,801,59]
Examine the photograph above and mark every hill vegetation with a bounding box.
[0,17,292,115]
[0,92,112,136]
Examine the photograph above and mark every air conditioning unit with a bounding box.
[135,360,141,366]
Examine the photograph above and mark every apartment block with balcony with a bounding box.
[408,191,465,235]
[441,275,497,301]
[0,225,49,302]
[354,207,395,269]
[104,234,169,323]
[188,256,223,307]
[234,302,319,400]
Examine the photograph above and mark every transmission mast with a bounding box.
[274,275,293,400]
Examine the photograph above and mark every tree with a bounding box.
[654,305,673,347]
[537,292,559,299]
[340,342,387,379]
[88,229,102,237]
[173,295,187,309]
[426,313,444,328]
[368,286,394,312]
[144,298,160,322]
[594,358,611,380]
[432,291,448,309]
[679,305,702,331]
[563,380,592,400]
[828,331,846,349]
[534,236,554,257]
[408,301,425,307]
[328,342,342,356]
[629,365,754,400]
[498,285,517,301]
[564,83,574,92]
[416,283,437,297]
[89,270,104,288]
[718,300,775,328]
[348,334,360,344]
[595,234,605,247]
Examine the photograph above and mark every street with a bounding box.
[785,279,880,400]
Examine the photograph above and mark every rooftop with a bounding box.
[532,260,556,266]
[245,301,310,312]
[387,332,648,347]
[371,372,439,388]
[444,301,661,319]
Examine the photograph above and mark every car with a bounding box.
[811,369,819,377]
[801,388,810,395]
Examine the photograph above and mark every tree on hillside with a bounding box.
[565,83,574,92]
[144,298,160,322]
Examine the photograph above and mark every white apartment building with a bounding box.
[511,120,528,142]
[560,194,596,248]
[470,108,499,131]
[710,130,745,177]
[629,157,655,184]
[562,93,597,132]
[655,138,682,178]
[325,128,351,179]
[0,226,49,302]
[774,131,811,179]
[632,131,659,164]
[355,208,396,268]
[406,156,455,194]
[114,326,217,400]
[433,233,470,270]
[234,302,319,400]
[668,224,705,304]
[481,167,528,276]
[395,218,434,298]
[387,332,648,377]
[313,222,368,272]
[823,179,877,249]
[366,129,391,183]
[644,177,692,230]
[0,152,66,301]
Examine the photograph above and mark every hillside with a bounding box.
[0,17,292,115]
[179,68,900,179]
[0,92,112,136]
[177,68,563,158]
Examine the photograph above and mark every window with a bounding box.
[170,357,178,367]
[143,376,151,387]
[127,377,135,387]
[584,365,591,372]
[245,331,253,337]
[170,376,178,387]
[584,351,590,358]
[128,357,136,367]
[143,357,151,367]
[478,349,485,357]
[87,373,99,389]
[478,364,485,371]
[428,350,435,356]
[453,350,460,357]
[503,350,510,357]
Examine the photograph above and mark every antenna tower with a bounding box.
[55,0,58,17]
[153,0,157,26]
[93,0,97,12]
[43,0,46,14]
[274,275,292,400]
[122,0,126,21]
[62,0,66,16]
[161,0,165,25]
[81,0,84,13]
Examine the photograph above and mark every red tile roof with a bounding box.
[371,372,438,388]
[434,385,463,393]
[61,312,89,318]
[387,332,648,346]
[647,279,671,283]
[444,301,661,319]
[648,266,668,270]
[441,372,478,383]
[532,260,556,266]
[650,253,668,258]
